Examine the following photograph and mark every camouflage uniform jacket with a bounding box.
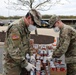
[52,24,76,63]
[4,18,32,68]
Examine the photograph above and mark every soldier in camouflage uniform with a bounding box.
[49,15,76,75]
[3,9,42,75]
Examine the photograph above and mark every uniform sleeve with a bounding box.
[6,26,28,67]
[52,29,71,58]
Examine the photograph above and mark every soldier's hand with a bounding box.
[25,63,36,71]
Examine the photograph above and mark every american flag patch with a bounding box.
[12,34,20,40]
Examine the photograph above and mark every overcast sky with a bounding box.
[0,0,76,16]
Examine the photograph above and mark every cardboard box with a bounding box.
[50,68,67,75]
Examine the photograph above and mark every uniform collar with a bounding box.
[20,17,30,34]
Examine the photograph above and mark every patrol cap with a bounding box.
[29,9,42,26]
[49,15,60,28]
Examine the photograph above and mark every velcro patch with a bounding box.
[12,35,20,40]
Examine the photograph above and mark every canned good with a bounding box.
[36,71,40,75]
[36,60,41,71]
[30,70,35,75]
[41,70,45,75]
[30,39,34,45]
[43,56,47,64]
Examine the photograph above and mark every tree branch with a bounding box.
[5,0,69,11]
[35,0,50,8]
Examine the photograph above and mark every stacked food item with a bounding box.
[26,39,67,75]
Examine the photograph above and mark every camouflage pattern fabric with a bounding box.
[3,18,32,75]
[52,24,76,75]
[52,24,76,63]
[67,63,76,75]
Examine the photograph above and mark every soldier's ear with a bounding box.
[27,16,31,19]
[55,21,59,26]
[57,21,60,24]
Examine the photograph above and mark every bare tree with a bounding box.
[6,0,69,11]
